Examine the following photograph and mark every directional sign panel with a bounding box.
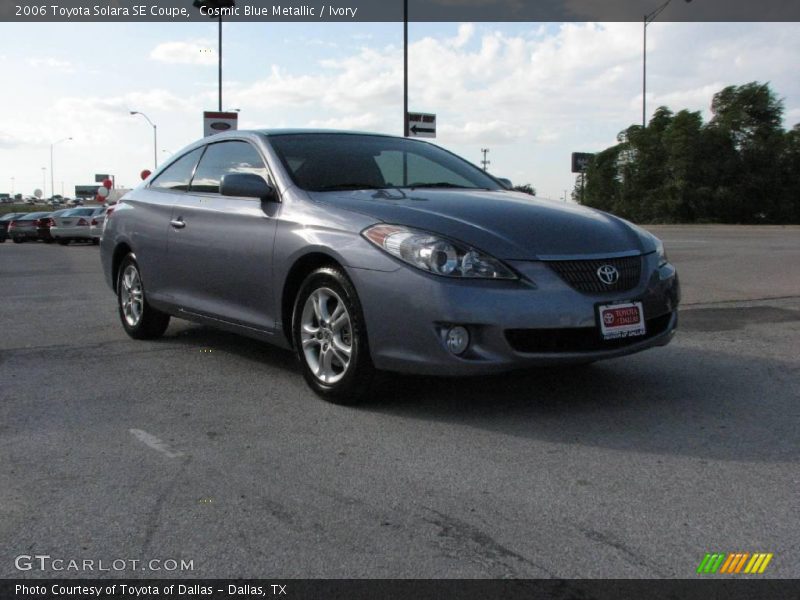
[408,112,436,138]
[571,152,594,173]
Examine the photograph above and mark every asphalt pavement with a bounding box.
[1,226,798,579]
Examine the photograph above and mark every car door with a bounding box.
[166,139,279,333]
[137,146,205,301]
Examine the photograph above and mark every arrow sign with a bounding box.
[411,125,435,135]
[407,112,436,138]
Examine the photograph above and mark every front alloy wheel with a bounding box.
[300,287,353,385]
[293,267,374,403]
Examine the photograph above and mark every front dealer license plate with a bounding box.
[598,301,646,340]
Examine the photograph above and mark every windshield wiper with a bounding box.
[314,183,389,191]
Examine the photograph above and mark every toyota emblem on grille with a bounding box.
[597,264,619,285]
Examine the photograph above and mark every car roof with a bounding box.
[254,128,405,139]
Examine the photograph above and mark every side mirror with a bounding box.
[496,177,513,189]
[220,173,277,202]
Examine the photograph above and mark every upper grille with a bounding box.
[546,255,642,294]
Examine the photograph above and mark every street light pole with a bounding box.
[643,0,692,127]
[130,111,158,171]
[218,15,223,111]
[403,0,409,137]
[41,167,46,199]
[50,136,72,201]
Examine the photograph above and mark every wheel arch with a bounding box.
[111,242,134,290]
[280,251,345,348]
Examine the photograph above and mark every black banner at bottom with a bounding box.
[2,579,800,600]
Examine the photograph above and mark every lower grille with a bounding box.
[547,255,642,294]
[505,312,673,354]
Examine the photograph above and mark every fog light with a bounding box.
[446,326,470,355]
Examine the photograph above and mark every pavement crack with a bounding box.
[579,527,665,577]
[422,508,555,578]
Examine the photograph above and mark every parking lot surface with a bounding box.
[1,226,799,578]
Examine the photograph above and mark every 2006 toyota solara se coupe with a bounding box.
[101,130,680,403]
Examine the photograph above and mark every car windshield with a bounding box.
[267,133,502,192]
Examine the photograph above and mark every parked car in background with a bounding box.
[0,213,25,242]
[101,129,680,403]
[37,209,73,243]
[89,207,110,244]
[50,207,104,245]
[8,212,52,243]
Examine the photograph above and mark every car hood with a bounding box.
[308,189,653,260]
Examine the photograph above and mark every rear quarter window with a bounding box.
[151,147,205,192]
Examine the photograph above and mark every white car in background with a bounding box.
[50,207,105,245]
[89,207,111,244]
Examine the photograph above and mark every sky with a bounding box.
[1,20,799,201]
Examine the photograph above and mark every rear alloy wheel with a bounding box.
[293,267,374,404]
[117,254,170,340]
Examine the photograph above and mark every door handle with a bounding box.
[170,218,186,229]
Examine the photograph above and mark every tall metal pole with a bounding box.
[642,15,647,127]
[153,124,158,171]
[218,15,223,111]
[403,0,408,137]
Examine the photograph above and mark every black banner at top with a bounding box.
[3,0,800,22]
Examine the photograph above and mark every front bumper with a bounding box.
[347,253,680,376]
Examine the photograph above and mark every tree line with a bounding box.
[576,82,800,224]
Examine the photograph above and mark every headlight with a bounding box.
[363,224,517,280]
[655,238,668,266]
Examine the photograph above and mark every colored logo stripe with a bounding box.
[698,553,773,574]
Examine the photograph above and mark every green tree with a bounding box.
[512,183,536,195]
[578,81,798,224]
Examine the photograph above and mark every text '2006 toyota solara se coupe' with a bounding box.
[100,130,680,403]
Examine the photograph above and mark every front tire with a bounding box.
[293,267,374,404]
[117,254,170,340]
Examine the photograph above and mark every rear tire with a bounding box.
[117,254,170,340]
[57,239,69,246]
[92,238,100,246]
[292,267,374,404]
[13,237,24,244]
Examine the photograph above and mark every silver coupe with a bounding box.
[100,130,680,403]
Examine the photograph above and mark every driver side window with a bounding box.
[190,141,270,194]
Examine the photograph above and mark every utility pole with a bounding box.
[643,0,693,127]
[480,148,490,171]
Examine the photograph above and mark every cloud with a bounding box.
[306,112,386,130]
[150,40,217,66]
[27,57,73,71]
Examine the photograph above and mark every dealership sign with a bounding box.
[203,111,238,137]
